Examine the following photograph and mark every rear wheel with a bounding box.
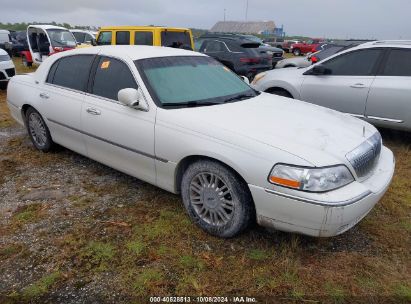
[181,160,253,238]
[26,107,54,152]
[22,56,32,67]
[293,48,301,56]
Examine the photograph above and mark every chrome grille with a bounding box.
[346,132,382,179]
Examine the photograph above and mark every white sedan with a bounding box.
[0,48,15,90]
[6,46,395,238]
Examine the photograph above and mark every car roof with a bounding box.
[28,24,69,31]
[0,30,10,34]
[99,26,190,31]
[55,45,206,61]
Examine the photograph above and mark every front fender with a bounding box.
[254,79,301,99]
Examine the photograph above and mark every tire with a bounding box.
[22,56,32,67]
[181,160,254,238]
[0,82,7,90]
[293,48,301,56]
[25,107,54,152]
[266,88,293,98]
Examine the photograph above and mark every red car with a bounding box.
[290,39,324,56]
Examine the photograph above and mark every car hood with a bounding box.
[158,93,377,167]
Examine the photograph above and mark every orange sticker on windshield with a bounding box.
[223,66,231,72]
[101,61,110,69]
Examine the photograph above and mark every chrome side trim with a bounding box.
[264,188,372,207]
[47,118,168,163]
[366,116,403,123]
[346,113,366,118]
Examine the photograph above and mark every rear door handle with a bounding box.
[86,108,101,115]
[350,83,366,89]
[39,92,49,99]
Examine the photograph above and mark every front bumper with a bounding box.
[0,60,15,82]
[249,146,395,237]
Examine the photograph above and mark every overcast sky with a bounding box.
[0,0,409,39]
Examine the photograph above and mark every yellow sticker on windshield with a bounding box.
[101,61,110,69]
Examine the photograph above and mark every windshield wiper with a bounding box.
[162,101,221,108]
[223,93,256,103]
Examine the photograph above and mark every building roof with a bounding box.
[210,21,276,34]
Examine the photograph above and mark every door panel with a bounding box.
[300,75,374,115]
[365,76,411,129]
[41,85,87,155]
[300,48,384,116]
[81,96,156,183]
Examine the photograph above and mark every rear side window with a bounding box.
[97,31,112,45]
[48,55,94,91]
[161,31,191,49]
[116,31,130,45]
[92,56,137,101]
[203,40,227,52]
[321,49,382,76]
[134,31,153,45]
[382,49,411,76]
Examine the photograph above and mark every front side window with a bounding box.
[48,55,94,91]
[321,49,383,76]
[97,31,112,45]
[382,49,411,76]
[46,29,77,48]
[73,32,86,43]
[134,31,153,46]
[136,56,256,108]
[116,31,130,45]
[92,56,137,100]
[160,31,191,49]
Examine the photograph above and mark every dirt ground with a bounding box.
[0,61,410,303]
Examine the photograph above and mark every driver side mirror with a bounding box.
[91,38,97,46]
[304,64,332,76]
[240,76,250,85]
[118,88,148,110]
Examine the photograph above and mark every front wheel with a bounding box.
[26,107,54,152]
[181,160,254,238]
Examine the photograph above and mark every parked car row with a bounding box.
[0,48,15,89]
[6,45,395,239]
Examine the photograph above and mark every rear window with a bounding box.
[134,31,153,46]
[160,31,191,49]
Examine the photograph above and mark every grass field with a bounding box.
[0,57,410,303]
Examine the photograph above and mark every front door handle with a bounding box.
[39,92,49,99]
[350,83,366,89]
[86,108,101,115]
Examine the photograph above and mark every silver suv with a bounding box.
[252,41,411,132]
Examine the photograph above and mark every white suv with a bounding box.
[0,48,15,90]
[252,41,411,132]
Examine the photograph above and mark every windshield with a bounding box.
[46,29,77,47]
[136,56,257,108]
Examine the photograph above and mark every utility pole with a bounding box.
[224,8,226,21]
[245,0,249,21]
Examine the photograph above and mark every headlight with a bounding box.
[251,72,266,85]
[0,54,10,62]
[268,164,354,192]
